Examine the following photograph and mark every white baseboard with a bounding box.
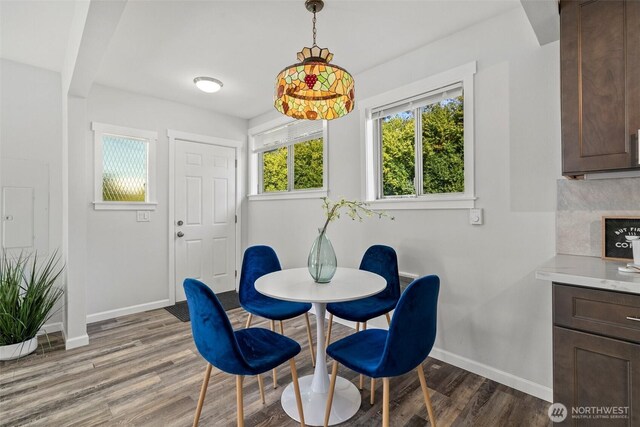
[326,313,552,402]
[38,321,64,336]
[86,299,172,324]
[38,321,84,350]
[398,271,419,280]
[65,334,89,350]
[428,347,552,402]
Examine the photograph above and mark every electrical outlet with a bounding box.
[136,211,150,222]
[469,208,483,225]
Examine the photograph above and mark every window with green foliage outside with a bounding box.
[294,138,323,190]
[381,111,416,196]
[379,95,464,197]
[422,97,464,194]
[261,137,323,192]
[262,147,288,192]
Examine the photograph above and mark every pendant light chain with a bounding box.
[312,6,317,46]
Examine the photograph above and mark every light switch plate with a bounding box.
[469,208,483,225]
[136,211,150,222]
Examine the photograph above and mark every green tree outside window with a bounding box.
[262,147,288,192]
[262,138,324,192]
[381,111,416,196]
[380,96,464,196]
[422,96,464,194]
[294,138,323,190]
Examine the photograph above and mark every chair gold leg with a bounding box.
[193,363,212,427]
[324,361,339,427]
[385,312,391,326]
[359,323,367,390]
[236,375,245,427]
[382,378,390,427]
[325,313,333,348]
[370,378,375,405]
[417,364,437,427]
[289,359,306,427]
[280,320,285,335]
[304,312,316,367]
[356,322,360,332]
[270,320,278,389]
[245,313,253,329]
[257,374,265,404]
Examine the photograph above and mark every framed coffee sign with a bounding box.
[602,216,640,261]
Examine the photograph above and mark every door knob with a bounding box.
[177,220,184,226]
[177,231,184,238]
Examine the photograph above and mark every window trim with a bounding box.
[248,118,329,201]
[91,122,158,211]
[360,61,477,210]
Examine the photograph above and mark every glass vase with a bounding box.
[308,228,337,283]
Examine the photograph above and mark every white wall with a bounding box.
[248,8,560,400]
[65,95,89,347]
[0,59,64,328]
[82,85,247,319]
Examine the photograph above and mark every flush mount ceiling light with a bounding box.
[194,76,223,93]
[274,0,355,120]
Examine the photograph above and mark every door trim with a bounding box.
[167,129,245,305]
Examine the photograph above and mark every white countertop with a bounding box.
[535,254,640,295]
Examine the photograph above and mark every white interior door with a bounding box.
[174,140,236,301]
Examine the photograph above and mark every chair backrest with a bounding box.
[238,245,282,306]
[359,245,401,302]
[184,278,250,374]
[375,275,440,377]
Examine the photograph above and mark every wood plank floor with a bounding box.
[0,308,550,426]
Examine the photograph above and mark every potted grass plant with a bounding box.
[0,251,64,360]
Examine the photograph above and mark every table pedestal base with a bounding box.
[281,374,361,426]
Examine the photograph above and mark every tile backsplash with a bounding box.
[557,177,640,257]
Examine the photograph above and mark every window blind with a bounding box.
[253,120,323,153]
[371,82,463,120]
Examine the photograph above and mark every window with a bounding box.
[249,119,327,199]
[92,123,157,210]
[376,85,464,198]
[262,146,288,192]
[362,62,475,209]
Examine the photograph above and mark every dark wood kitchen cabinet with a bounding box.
[560,0,640,176]
[553,283,640,426]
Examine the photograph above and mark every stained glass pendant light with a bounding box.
[274,0,355,120]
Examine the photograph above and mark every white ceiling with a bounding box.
[0,0,76,72]
[0,0,521,120]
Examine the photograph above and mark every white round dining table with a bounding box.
[255,267,386,426]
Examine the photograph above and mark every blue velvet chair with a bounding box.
[239,245,315,388]
[184,278,306,427]
[323,275,440,427]
[325,245,400,389]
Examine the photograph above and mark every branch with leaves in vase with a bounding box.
[309,198,394,283]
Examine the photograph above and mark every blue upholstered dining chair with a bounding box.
[325,245,401,389]
[239,245,316,388]
[184,279,306,427]
[323,275,440,427]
